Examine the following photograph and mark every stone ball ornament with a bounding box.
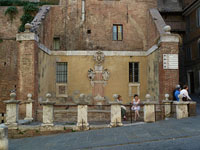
[27,93,32,98]
[46,93,52,102]
[145,94,151,101]
[163,25,171,34]
[113,94,118,100]
[10,92,16,100]
[165,94,169,100]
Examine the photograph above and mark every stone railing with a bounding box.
[30,6,51,35]
[39,93,55,126]
[3,92,196,131]
[3,93,21,128]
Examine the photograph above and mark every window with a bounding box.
[197,7,200,27]
[53,37,60,50]
[129,62,139,83]
[56,62,67,83]
[113,24,123,41]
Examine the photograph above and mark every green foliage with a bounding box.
[0,39,3,43]
[0,0,58,6]
[24,3,39,14]
[20,13,34,23]
[18,3,38,32]
[5,6,18,22]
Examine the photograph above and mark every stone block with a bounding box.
[0,124,8,150]
[163,100,173,118]
[173,101,189,119]
[42,104,54,126]
[76,105,89,130]
[24,94,34,121]
[143,101,158,122]
[24,102,33,121]
[109,102,123,127]
[4,93,21,127]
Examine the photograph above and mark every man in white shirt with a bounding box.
[180,85,192,101]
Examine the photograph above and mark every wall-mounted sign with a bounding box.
[163,54,178,69]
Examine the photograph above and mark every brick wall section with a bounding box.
[0,40,18,113]
[0,7,23,113]
[17,40,38,119]
[40,0,158,51]
[158,39,179,101]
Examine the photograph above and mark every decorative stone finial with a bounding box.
[113,94,118,101]
[24,23,32,33]
[145,94,151,101]
[46,93,51,102]
[10,92,16,100]
[80,93,85,98]
[163,25,171,34]
[165,94,169,101]
[27,93,32,100]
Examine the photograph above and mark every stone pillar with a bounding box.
[162,94,173,118]
[76,103,89,130]
[158,28,179,102]
[16,23,39,118]
[143,94,158,123]
[24,94,34,121]
[173,101,189,119]
[3,93,21,127]
[0,124,8,150]
[109,94,123,127]
[40,93,55,126]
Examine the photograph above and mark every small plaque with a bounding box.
[59,86,66,95]
[163,54,178,69]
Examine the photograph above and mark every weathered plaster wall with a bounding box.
[147,50,159,101]
[38,50,56,100]
[38,55,148,104]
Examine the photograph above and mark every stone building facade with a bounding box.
[182,0,200,94]
[0,0,180,119]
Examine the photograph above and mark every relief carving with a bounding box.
[94,51,104,66]
[88,68,95,81]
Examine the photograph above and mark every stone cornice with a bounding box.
[158,35,179,44]
[16,33,39,42]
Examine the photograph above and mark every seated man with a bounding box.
[117,95,127,120]
[180,85,192,101]
[174,85,181,101]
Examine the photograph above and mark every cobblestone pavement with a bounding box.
[9,97,200,150]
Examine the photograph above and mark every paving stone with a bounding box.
[9,102,200,150]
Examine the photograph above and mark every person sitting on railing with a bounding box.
[180,85,192,101]
[131,94,140,121]
[174,85,181,101]
[117,95,127,121]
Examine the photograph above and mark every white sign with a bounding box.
[163,54,178,69]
